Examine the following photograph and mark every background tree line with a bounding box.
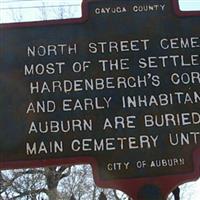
[0,165,130,200]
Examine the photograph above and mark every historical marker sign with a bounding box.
[0,0,200,199]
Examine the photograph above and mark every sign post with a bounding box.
[0,0,200,199]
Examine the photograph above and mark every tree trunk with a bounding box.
[47,188,60,200]
[99,192,107,200]
[45,168,60,200]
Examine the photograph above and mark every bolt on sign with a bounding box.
[0,0,200,199]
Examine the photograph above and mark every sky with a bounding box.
[179,0,200,10]
[0,0,200,199]
[0,0,82,23]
